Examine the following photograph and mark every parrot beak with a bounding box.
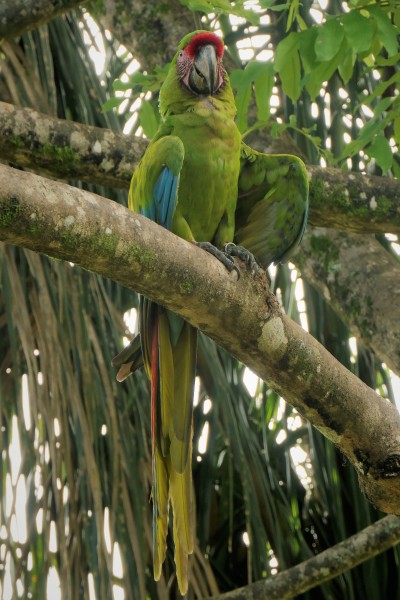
[189,44,218,96]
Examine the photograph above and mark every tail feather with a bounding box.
[171,324,197,473]
[159,311,175,449]
[169,438,194,555]
[111,334,144,381]
[153,445,169,581]
[174,534,190,596]
[132,301,196,596]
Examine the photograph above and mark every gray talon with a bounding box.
[195,241,240,278]
[223,243,259,274]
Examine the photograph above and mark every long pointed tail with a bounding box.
[148,302,197,595]
[112,298,197,594]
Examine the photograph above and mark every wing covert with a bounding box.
[129,134,184,231]
[235,143,309,268]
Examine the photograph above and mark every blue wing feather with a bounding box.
[129,135,183,231]
[153,166,178,231]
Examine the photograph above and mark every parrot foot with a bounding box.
[194,241,240,278]
[223,243,259,275]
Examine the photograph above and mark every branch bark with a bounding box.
[308,166,400,234]
[211,515,400,600]
[1,163,400,513]
[0,102,144,188]
[1,102,400,233]
[297,228,400,375]
[91,0,195,72]
[0,0,87,39]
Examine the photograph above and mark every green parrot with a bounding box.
[113,30,309,595]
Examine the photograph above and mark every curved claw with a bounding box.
[224,243,259,275]
[194,241,240,278]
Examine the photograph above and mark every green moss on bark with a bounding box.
[309,234,340,272]
[0,195,21,227]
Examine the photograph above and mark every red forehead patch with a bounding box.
[185,33,224,59]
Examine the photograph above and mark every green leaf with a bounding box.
[102,96,125,112]
[367,135,393,173]
[274,32,301,101]
[259,0,287,10]
[339,107,393,160]
[180,0,259,23]
[230,69,252,132]
[253,62,274,122]
[138,100,159,139]
[298,27,318,73]
[231,62,275,131]
[341,11,374,54]
[361,72,400,106]
[371,96,397,118]
[394,117,400,144]
[375,53,400,67]
[368,5,398,56]
[305,38,347,99]
[286,0,300,31]
[338,48,355,83]
[315,19,345,62]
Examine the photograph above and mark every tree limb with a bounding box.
[308,166,400,234]
[297,228,400,375]
[211,515,400,600]
[0,101,144,187]
[0,0,88,40]
[91,0,195,72]
[1,102,399,234]
[1,163,400,513]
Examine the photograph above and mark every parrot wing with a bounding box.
[234,142,309,268]
[112,133,184,380]
[129,131,184,230]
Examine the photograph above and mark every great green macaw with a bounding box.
[113,30,309,595]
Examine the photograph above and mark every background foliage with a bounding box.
[1,1,400,598]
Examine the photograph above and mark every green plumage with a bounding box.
[113,30,309,595]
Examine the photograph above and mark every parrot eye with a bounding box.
[179,51,183,57]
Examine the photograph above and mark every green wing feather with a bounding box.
[128,130,184,217]
[235,142,309,268]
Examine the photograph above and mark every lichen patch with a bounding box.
[64,215,75,227]
[258,317,288,360]
[93,140,102,154]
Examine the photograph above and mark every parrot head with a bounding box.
[177,32,224,96]
[159,31,236,119]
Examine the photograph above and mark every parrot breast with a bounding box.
[168,105,242,244]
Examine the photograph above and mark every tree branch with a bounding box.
[1,163,400,513]
[308,166,400,234]
[1,102,400,234]
[0,0,88,40]
[297,228,400,375]
[0,101,144,187]
[91,0,195,72]
[212,515,400,600]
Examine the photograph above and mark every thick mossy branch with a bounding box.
[1,163,400,514]
[297,229,400,375]
[308,167,400,234]
[92,0,194,72]
[213,515,400,600]
[1,102,400,234]
[0,102,144,188]
[0,0,87,39]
